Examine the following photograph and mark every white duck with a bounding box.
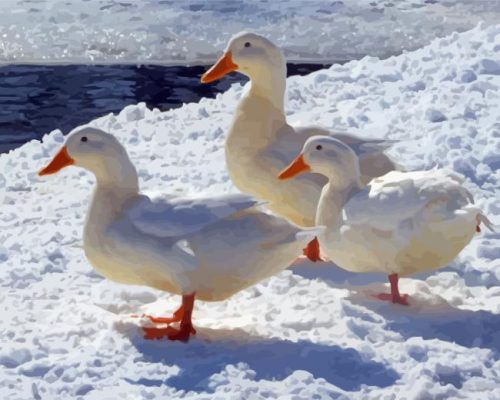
[278,136,493,305]
[38,127,322,341]
[201,32,398,260]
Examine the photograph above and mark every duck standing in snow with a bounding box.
[38,127,322,341]
[278,136,493,305]
[201,32,399,260]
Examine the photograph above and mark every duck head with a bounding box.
[201,31,286,84]
[278,136,361,187]
[39,127,138,189]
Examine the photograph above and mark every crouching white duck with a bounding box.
[38,127,322,341]
[278,136,493,305]
[201,32,399,260]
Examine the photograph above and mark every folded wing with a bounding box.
[125,192,261,238]
[344,169,474,232]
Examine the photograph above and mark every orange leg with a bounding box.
[144,304,184,324]
[143,293,197,342]
[375,274,409,306]
[303,237,323,262]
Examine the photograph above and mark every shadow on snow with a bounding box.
[124,327,399,393]
[293,262,500,355]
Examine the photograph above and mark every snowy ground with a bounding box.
[1,0,500,64]
[0,24,499,399]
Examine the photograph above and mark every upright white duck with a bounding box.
[278,136,493,305]
[38,127,322,341]
[201,32,398,260]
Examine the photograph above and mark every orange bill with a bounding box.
[38,146,75,176]
[278,154,311,180]
[201,51,238,83]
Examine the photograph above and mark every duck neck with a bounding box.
[86,159,139,231]
[247,64,286,112]
[316,179,362,230]
[228,64,287,155]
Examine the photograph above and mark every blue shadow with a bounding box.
[292,260,384,287]
[126,328,399,393]
[346,290,500,356]
[294,261,500,350]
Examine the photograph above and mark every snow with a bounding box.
[0,0,500,64]
[0,24,499,399]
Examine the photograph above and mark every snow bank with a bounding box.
[0,25,499,399]
[0,0,500,64]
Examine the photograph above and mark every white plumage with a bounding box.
[201,31,398,227]
[279,136,493,304]
[38,127,322,340]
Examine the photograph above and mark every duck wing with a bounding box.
[344,169,474,232]
[125,192,262,238]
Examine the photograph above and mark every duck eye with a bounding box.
[81,136,88,143]
[316,145,323,151]
[244,42,251,48]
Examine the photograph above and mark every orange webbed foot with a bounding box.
[374,274,409,305]
[303,237,323,262]
[142,294,196,342]
[142,324,196,341]
[166,323,197,342]
[145,315,179,324]
[141,304,184,325]
[143,325,178,340]
[374,292,409,306]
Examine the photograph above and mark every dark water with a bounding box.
[0,63,328,153]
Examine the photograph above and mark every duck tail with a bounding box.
[478,214,495,232]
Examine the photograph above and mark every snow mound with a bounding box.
[0,25,499,399]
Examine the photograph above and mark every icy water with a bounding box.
[0,63,327,153]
